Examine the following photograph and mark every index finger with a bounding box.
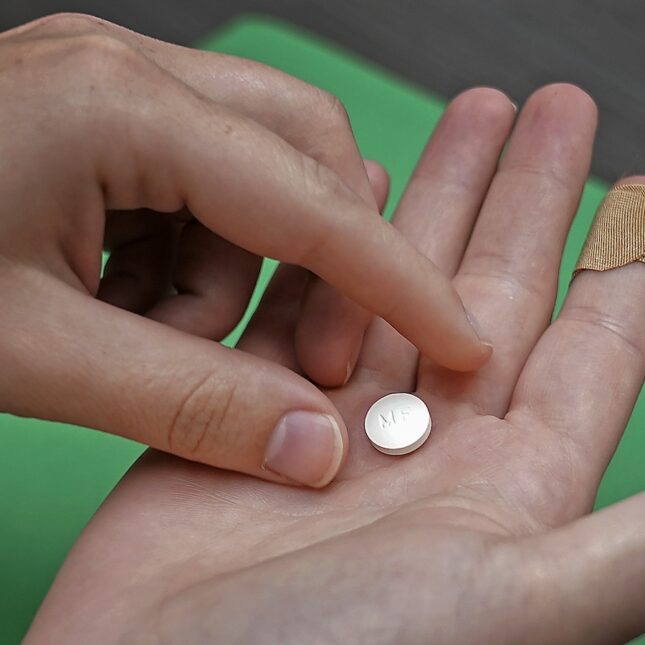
[14,13,381,387]
[76,42,490,371]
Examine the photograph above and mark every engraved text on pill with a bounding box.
[379,406,411,429]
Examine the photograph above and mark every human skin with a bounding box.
[25,83,645,643]
[0,14,490,489]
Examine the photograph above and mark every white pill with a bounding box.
[364,393,432,455]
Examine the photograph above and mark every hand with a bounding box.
[26,84,645,644]
[0,14,489,487]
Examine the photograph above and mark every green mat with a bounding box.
[0,16,643,644]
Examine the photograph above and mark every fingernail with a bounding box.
[465,309,493,349]
[510,100,518,112]
[263,411,344,488]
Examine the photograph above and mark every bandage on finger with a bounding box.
[574,183,645,278]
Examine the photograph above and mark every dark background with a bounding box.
[1,0,643,182]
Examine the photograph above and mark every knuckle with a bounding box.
[166,373,239,462]
[300,154,350,202]
[457,249,554,306]
[61,32,138,75]
[0,31,148,149]
[0,19,136,90]
[324,92,349,128]
[48,33,149,115]
[562,305,645,363]
[294,156,361,265]
[12,30,140,86]
[497,162,569,192]
[0,29,141,141]
[23,12,110,37]
[281,85,359,172]
[319,91,351,130]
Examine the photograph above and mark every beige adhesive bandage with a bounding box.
[574,183,645,278]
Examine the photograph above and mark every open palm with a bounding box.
[27,84,645,645]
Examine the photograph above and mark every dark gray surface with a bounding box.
[1,0,644,182]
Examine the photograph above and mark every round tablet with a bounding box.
[364,393,432,455]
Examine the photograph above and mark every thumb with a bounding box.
[0,269,347,488]
[520,493,645,644]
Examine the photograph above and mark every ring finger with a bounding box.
[418,83,598,420]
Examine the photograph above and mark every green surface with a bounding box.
[0,15,643,644]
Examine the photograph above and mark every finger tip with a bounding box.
[441,339,494,373]
[363,159,391,213]
[451,86,517,119]
[363,158,388,179]
[299,356,349,389]
[477,340,494,365]
[616,175,645,187]
[295,314,365,388]
[525,83,598,129]
[472,340,494,370]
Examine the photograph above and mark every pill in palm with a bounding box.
[364,393,432,455]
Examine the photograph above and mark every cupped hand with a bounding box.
[0,14,489,487]
[27,84,645,645]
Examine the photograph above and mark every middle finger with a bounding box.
[354,87,516,391]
